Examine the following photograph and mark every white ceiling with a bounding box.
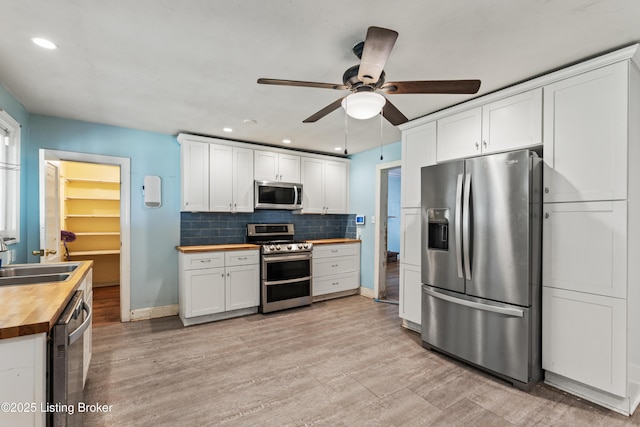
[1,1,639,155]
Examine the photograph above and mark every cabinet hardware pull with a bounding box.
[483,140,487,148]
[475,142,479,149]
[545,213,550,219]
[237,257,247,260]
[332,282,339,286]
[331,250,338,253]
[331,264,338,267]
[544,187,549,194]
[200,259,212,263]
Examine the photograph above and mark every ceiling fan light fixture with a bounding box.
[341,92,386,120]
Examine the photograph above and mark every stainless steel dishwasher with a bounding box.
[49,290,92,427]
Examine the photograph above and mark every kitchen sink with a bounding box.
[0,273,71,286]
[0,263,79,278]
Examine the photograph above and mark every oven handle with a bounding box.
[264,276,312,286]
[263,253,312,262]
[68,301,92,345]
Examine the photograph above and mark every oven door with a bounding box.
[262,252,312,312]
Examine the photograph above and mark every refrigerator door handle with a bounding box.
[455,173,464,279]
[462,173,472,280]
[424,287,524,318]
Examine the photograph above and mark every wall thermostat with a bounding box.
[143,175,162,208]
[355,215,365,225]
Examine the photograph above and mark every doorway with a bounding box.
[373,160,402,301]
[39,149,131,322]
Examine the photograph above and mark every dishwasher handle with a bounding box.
[69,301,92,345]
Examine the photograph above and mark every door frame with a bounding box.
[39,149,132,322]
[373,160,401,299]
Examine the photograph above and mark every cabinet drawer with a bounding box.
[313,272,359,296]
[313,244,357,259]
[225,250,259,267]
[183,252,225,270]
[313,256,357,277]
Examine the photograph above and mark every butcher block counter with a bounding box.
[306,238,361,245]
[0,260,93,339]
[176,243,260,253]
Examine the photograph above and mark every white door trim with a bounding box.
[39,149,132,322]
[374,160,402,299]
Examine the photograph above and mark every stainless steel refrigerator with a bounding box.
[420,149,542,389]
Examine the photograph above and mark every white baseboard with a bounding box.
[359,286,375,298]
[130,304,179,321]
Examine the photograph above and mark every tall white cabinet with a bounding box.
[541,51,640,416]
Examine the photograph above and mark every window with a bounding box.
[0,109,20,243]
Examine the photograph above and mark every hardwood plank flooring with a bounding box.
[92,285,120,326]
[85,295,640,426]
[385,260,399,301]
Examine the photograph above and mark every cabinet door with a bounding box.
[401,123,436,208]
[400,208,421,266]
[542,287,626,397]
[482,88,542,154]
[233,147,254,212]
[542,201,627,298]
[209,144,233,212]
[301,157,325,213]
[399,264,421,326]
[180,141,209,211]
[225,264,259,311]
[324,160,348,213]
[543,61,628,202]
[278,153,301,183]
[185,267,226,317]
[436,107,482,162]
[254,150,279,181]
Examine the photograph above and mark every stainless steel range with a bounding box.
[247,224,313,313]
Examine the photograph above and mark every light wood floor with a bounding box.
[92,285,121,326]
[85,295,640,426]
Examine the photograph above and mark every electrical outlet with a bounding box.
[356,229,362,240]
[371,216,376,224]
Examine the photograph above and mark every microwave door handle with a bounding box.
[462,173,472,280]
[455,173,464,279]
[293,185,298,206]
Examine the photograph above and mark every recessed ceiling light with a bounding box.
[334,147,342,151]
[223,127,233,132]
[282,139,291,144]
[31,37,57,50]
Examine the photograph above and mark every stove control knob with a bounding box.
[269,245,275,251]
[304,243,309,249]
[298,243,303,249]
[275,244,281,250]
[287,244,292,250]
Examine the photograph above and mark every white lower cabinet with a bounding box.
[399,264,421,328]
[179,249,259,326]
[543,287,626,397]
[312,243,360,298]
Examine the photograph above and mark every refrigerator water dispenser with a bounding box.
[427,208,449,251]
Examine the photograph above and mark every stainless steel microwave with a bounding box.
[254,180,303,210]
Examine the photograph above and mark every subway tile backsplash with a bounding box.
[180,211,356,246]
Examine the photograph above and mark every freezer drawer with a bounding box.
[421,285,533,385]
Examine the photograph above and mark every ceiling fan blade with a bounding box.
[257,78,348,91]
[382,98,408,126]
[358,27,398,85]
[303,97,346,123]
[381,80,481,95]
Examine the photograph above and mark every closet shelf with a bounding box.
[65,178,119,184]
[69,250,120,256]
[65,214,120,218]
[65,196,120,201]
[72,232,120,236]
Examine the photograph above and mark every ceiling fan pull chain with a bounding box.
[380,110,384,160]
[344,96,349,155]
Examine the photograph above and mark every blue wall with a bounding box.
[0,84,30,263]
[27,115,181,310]
[349,141,401,290]
[387,172,401,254]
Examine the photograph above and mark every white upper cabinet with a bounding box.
[481,88,542,154]
[401,122,436,208]
[180,141,209,211]
[254,150,301,183]
[436,107,482,162]
[543,62,628,203]
[436,89,542,163]
[209,144,254,213]
[301,157,349,214]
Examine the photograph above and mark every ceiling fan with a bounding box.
[257,26,481,126]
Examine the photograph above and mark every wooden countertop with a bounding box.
[0,260,93,340]
[176,243,260,253]
[307,238,361,245]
